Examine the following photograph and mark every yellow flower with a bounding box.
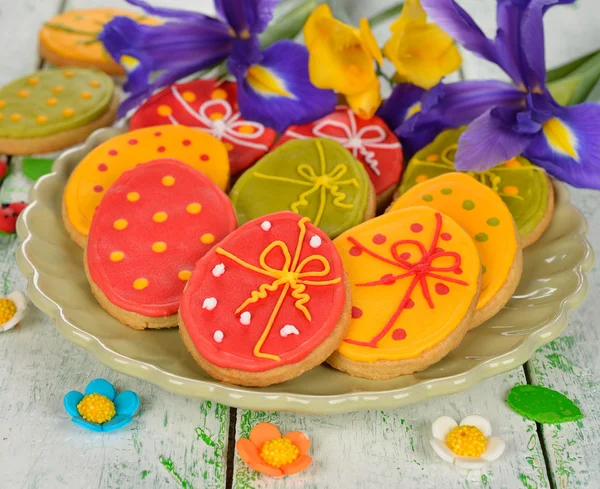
[304,5,383,119]
[384,0,462,89]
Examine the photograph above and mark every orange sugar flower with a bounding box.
[236,422,312,478]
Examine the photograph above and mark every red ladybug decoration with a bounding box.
[0,201,27,234]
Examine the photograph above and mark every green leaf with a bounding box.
[260,0,322,48]
[547,51,600,105]
[547,48,600,82]
[22,157,54,181]
[368,2,404,26]
[506,385,583,424]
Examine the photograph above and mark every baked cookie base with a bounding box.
[327,272,482,380]
[0,92,119,155]
[62,198,88,249]
[84,253,178,330]
[375,184,397,214]
[39,41,125,76]
[178,275,352,387]
[521,176,555,248]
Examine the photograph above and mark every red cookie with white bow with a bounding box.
[85,158,237,330]
[277,107,403,210]
[130,79,277,175]
[179,211,351,386]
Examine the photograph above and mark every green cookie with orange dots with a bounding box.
[0,69,118,155]
[398,128,554,247]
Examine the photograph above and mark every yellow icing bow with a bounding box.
[216,217,341,361]
[253,140,359,226]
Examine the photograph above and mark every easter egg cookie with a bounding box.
[63,125,230,248]
[85,159,237,330]
[130,79,276,175]
[389,173,523,329]
[39,9,159,75]
[179,211,350,386]
[230,139,375,239]
[399,128,554,247]
[0,69,118,155]
[330,207,481,380]
[277,107,403,210]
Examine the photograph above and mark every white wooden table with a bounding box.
[1,1,599,488]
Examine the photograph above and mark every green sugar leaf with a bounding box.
[507,385,583,424]
[22,157,54,181]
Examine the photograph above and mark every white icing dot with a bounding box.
[280,324,300,337]
[309,235,322,249]
[260,221,272,231]
[202,297,217,311]
[212,263,225,277]
[213,330,224,343]
[239,311,251,325]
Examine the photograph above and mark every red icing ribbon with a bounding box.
[345,213,469,348]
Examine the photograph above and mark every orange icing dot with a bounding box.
[64,71,75,78]
[158,105,172,116]
[18,90,29,98]
[152,241,167,253]
[153,212,168,223]
[201,233,215,244]
[224,142,235,152]
[10,114,21,122]
[110,251,125,262]
[178,270,192,281]
[238,125,255,134]
[211,88,227,100]
[46,98,58,106]
[81,92,93,100]
[504,158,521,168]
[126,192,140,202]
[210,113,224,121]
[113,218,128,230]
[36,115,48,124]
[133,278,149,290]
[27,77,39,86]
[90,80,101,88]
[186,202,202,214]
[0,100,5,108]
[426,154,440,162]
[415,174,429,183]
[62,108,75,118]
[53,86,64,94]
[182,91,196,102]
[162,175,175,186]
[502,185,519,196]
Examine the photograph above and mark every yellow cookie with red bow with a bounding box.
[85,158,237,330]
[388,172,523,329]
[330,207,481,380]
[63,125,230,248]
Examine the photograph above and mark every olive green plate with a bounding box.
[16,126,594,414]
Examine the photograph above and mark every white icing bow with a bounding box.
[286,108,401,176]
[167,86,269,151]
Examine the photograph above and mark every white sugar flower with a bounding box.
[430,415,506,469]
[0,291,28,332]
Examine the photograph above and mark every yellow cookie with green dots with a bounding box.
[388,172,523,329]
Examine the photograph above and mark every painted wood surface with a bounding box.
[0,0,597,488]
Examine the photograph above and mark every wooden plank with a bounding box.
[232,370,550,489]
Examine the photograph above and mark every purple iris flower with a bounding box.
[99,0,336,132]
[378,0,600,189]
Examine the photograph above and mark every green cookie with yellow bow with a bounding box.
[398,128,555,248]
[230,138,376,238]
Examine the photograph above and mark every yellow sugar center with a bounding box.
[446,425,488,457]
[0,298,17,324]
[259,438,299,468]
[77,393,116,424]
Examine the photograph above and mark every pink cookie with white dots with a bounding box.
[178,211,351,387]
[63,125,231,248]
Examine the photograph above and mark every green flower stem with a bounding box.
[548,51,600,105]
[368,2,404,26]
[260,0,324,48]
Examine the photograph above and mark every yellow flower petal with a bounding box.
[359,18,383,66]
[346,79,382,119]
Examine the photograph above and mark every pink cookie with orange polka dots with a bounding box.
[129,79,277,175]
[63,124,231,248]
[85,158,237,330]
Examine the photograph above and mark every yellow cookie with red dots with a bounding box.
[388,172,523,329]
[63,125,230,248]
[85,158,237,330]
[330,207,481,379]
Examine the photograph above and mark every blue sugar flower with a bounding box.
[99,0,336,132]
[379,0,600,189]
[64,378,140,433]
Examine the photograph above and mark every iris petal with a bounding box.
[85,379,116,401]
[235,40,337,132]
[215,0,278,35]
[524,102,600,188]
[64,391,84,418]
[114,391,140,417]
[377,82,426,131]
[455,107,535,171]
[126,0,218,22]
